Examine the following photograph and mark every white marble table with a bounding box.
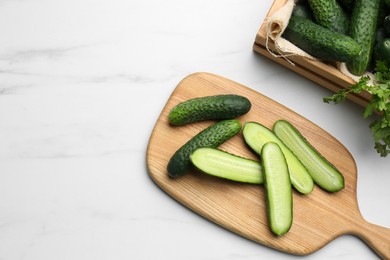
[0,0,389,259]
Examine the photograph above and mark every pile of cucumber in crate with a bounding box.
[284,0,390,157]
[284,0,386,75]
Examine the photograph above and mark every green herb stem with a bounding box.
[323,61,390,157]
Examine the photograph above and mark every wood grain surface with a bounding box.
[146,73,390,258]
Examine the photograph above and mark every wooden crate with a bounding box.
[253,0,371,107]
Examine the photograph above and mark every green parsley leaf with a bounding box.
[323,61,390,157]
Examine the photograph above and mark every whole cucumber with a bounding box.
[168,94,251,126]
[307,0,350,34]
[347,0,380,76]
[167,119,242,178]
[282,16,361,62]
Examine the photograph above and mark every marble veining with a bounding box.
[0,0,388,259]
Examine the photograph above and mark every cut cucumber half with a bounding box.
[261,142,293,236]
[190,148,263,184]
[273,120,344,192]
[167,119,242,178]
[243,122,314,194]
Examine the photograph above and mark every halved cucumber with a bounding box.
[261,142,293,236]
[190,148,263,184]
[167,119,242,178]
[243,122,314,195]
[273,120,344,192]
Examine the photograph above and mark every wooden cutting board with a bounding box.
[146,73,390,258]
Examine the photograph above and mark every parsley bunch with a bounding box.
[323,61,390,157]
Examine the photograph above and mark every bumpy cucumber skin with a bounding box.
[292,4,314,20]
[190,148,263,184]
[307,0,350,34]
[273,120,344,193]
[261,142,292,236]
[243,122,314,195]
[347,0,380,76]
[168,95,251,126]
[283,16,361,62]
[167,119,242,178]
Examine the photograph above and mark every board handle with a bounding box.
[350,218,390,259]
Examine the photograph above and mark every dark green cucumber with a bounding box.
[307,0,350,34]
[243,122,314,194]
[346,0,380,76]
[261,142,292,236]
[292,3,314,20]
[273,120,344,192]
[374,38,390,64]
[168,94,251,126]
[190,148,263,184]
[282,16,361,62]
[167,119,242,178]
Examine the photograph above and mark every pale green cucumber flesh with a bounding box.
[273,120,344,192]
[190,148,263,184]
[243,122,314,194]
[261,142,293,236]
